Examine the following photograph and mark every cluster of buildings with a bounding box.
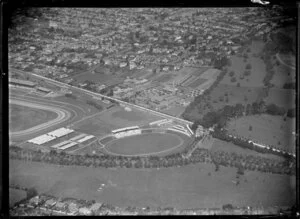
[10,193,286,216]
[26,127,96,153]
[8,8,288,117]
[9,8,280,81]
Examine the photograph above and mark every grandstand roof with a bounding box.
[28,134,56,145]
[47,128,74,138]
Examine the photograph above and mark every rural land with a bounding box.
[7,6,297,216]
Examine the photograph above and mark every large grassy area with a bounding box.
[226,114,296,153]
[74,106,164,136]
[220,41,266,87]
[9,104,58,132]
[9,159,296,209]
[105,133,183,156]
[264,88,295,109]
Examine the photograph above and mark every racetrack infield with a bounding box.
[105,133,184,156]
[9,103,57,132]
[10,159,296,210]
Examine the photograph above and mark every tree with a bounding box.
[245,63,252,69]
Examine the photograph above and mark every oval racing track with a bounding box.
[101,131,185,157]
[9,98,72,138]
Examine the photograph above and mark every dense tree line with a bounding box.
[9,140,295,175]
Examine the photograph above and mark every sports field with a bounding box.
[9,159,296,209]
[226,114,296,153]
[9,104,57,132]
[105,133,184,156]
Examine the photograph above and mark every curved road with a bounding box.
[9,98,72,138]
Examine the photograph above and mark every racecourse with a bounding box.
[9,99,71,137]
[9,93,87,141]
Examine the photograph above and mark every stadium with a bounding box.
[98,119,195,156]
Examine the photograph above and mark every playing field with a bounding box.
[9,104,57,132]
[105,133,183,156]
[9,159,296,209]
[226,114,296,153]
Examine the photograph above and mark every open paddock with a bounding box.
[73,106,164,136]
[264,88,295,110]
[226,114,296,153]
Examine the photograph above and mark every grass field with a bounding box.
[226,114,296,153]
[9,188,27,207]
[9,159,296,209]
[9,104,57,132]
[105,133,183,156]
[264,88,295,109]
[221,41,266,87]
[74,106,164,136]
[209,84,266,111]
[271,63,295,88]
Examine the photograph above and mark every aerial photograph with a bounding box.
[8,6,297,216]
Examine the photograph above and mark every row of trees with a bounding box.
[9,139,295,175]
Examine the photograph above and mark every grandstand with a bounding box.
[114,129,142,139]
[167,127,191,137]
[111,126,139,134]
[47,127,74,138]
[28,134,56,145]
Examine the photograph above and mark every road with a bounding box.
[11,68,193,125]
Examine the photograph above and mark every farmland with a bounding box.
[9,104,57,132]
[226,114,296,153]
[10,159,296,209]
